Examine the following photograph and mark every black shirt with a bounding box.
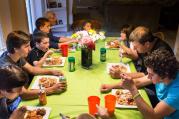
[134,38,174,73]
[33,29,60,49]
[27,47,46,66]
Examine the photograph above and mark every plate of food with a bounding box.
[24,106,51,119]
[31,75,60,89]
[112,89,137,108]
[107,63,131,74]
[105,40,120,49]
[43,57,66,67]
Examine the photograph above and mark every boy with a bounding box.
[120,49,179,119]
[33,17,77,49]
[0,31,67,100]
[0,65,28,119]
[28,32,53,67]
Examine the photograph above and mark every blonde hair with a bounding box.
[44,11,58,26]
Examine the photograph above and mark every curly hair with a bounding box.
[144,49,179,80]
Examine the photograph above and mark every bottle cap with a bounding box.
[100,48,106,53]
[68,57,75,62]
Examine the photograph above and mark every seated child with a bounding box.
[45,11,58,26]
[112,25,145,79]
[27,32,53,67]
[119,24,134,47]
[118,24,138,60]
[33,17,77,49]
[82,20,92,31]
[0,65,28,119]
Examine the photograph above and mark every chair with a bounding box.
[153,32,165,41]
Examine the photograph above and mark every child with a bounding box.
[28,32,53,67]
[82,20,92,31]
[0,65,28,119]
[33,17,77,49]
[45,11,58,26]
[118,25,138,60]
[77,105,110,119]
[113,25,145,79]
[119,24,134,48]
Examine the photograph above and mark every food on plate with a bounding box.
[107,40,119,48]
[115,90,136,106]
[111,64,128,73]
[39,77,57,88]
[25,108,46,119]
[45,58,62,65]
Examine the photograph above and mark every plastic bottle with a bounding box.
[39,84,47,105]
[68,57,75,72]
[100,48,106,62]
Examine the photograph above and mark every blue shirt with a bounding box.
[155,72,179,119]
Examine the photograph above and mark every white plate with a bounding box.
[43,57,66,67]
[31,75,60,89]
[105,41,119,49]
[112,89,137,108]
[106,63,131,74]
[25,106,51,119]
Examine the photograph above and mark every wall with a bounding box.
[0,0,29,40]
[0,0,12,39]
[9,0,29,33]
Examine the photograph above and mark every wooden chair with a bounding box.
[153,32,165,41]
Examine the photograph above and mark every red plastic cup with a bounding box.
[105,94,116,116]
[88,96,100,115]
[61,44,68,57]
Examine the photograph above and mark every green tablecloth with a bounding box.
[20,37,151,119]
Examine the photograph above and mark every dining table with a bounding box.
[20,37,151,119]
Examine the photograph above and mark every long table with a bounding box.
[20,37,151,119]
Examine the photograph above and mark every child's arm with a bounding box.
[33,50,53,67]
[119,44,138,60]
[59,37,72,43]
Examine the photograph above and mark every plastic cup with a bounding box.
[88,96,100,115]
[61,44,68,57]
[105,94,116,116]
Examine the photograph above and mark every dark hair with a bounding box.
[6,31,30,54]
[129,26,154,45]
[121,24,134,39]
[35,17,49,30]
[0,65,28,90]
[33,32,49,44]
[144,49,179,80]
[82,20,92,30]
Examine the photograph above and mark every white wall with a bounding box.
[69,0,73,25]
[30,0,43,31]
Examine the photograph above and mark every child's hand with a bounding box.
[71,39,78,43]
[96,105,109,119]
[10,106,27,119]
[100,84,113,93]
[45,50,54,56]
